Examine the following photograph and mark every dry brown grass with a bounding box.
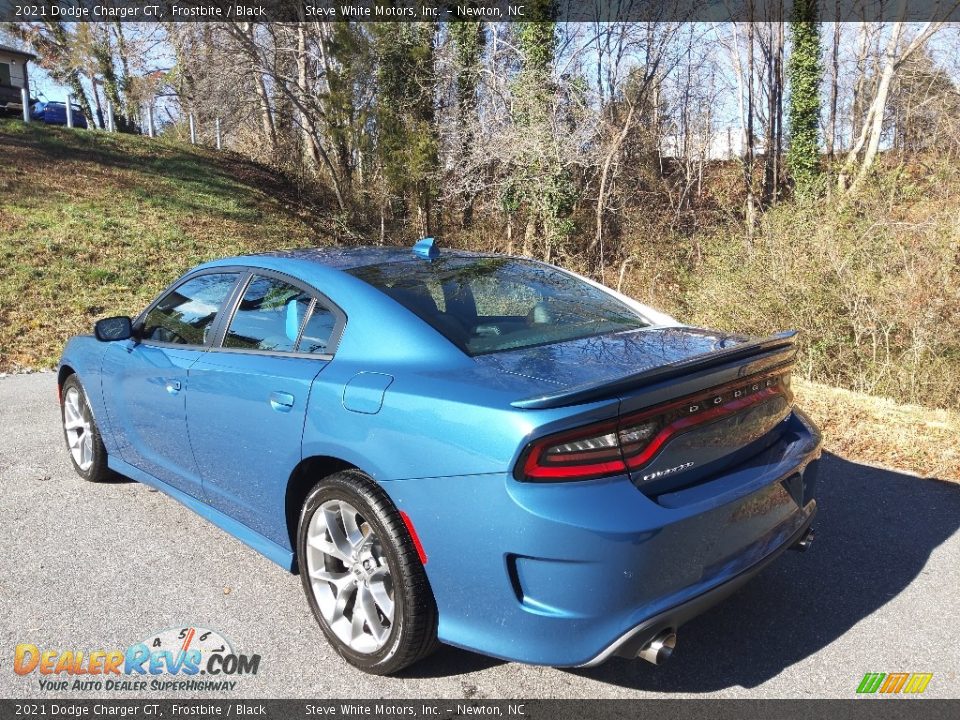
[795,378,960,481]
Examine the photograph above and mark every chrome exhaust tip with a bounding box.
[791,527,815,552]
[637,630,677,665]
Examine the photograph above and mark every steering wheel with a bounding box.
[150,326,188,344]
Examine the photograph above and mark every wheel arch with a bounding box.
[285,455,359,567]
[57,364,76,394]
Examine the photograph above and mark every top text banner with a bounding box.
[1,0,958,22]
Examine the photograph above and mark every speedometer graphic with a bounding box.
[139,626,234,668]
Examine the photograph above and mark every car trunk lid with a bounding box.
[487,326,798,492]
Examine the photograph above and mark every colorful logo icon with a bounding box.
[856,672,933,695]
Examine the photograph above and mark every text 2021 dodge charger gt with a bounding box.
[58,240,821,674]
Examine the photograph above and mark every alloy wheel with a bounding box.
[305,499,395,654]
[63,386,94,471]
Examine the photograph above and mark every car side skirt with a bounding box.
[108,457,296,572]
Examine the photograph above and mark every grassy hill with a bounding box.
[1,119,956,480]
[0,118,347,371]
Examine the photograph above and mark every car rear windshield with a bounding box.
[347,256,651,356]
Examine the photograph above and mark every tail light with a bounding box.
[516,370,793,482]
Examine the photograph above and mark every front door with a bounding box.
[101,271,241,497]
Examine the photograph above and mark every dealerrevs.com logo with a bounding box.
[13,627,261,692]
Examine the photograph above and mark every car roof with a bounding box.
[252,246,493,271]
[192,246,490,368]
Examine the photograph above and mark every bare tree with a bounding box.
[838,17,952,193]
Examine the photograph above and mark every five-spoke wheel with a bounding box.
[297,470,438,674]
[63,385,94,471]
[306,499,396,654]
[60,374,110,482]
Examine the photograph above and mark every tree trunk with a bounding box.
[847,54,897,192]
[253,66,276,149]
[773,19,784,201]
[745,17,757,235]
[762,23,775,203]
[66,73,94,129]
[589,100,637,258]
[111,22,133,125]
[89,75,104,129]
[522,216,535,257]
[848,21,872,156]
[240,23,277,151]
[296,24,315,169]
[826,4,841,157]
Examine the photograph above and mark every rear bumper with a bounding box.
[578,505,816,666]
[385,408,822,666]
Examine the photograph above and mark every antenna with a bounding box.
[412,237,439,260]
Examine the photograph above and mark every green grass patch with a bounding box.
[0,119,342,369]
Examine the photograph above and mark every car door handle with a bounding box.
[269,391,295,412]
[165,380,181,395]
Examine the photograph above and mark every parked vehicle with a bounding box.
[58,240,821,674]
[30,100,87,128]
[0,86,31,115]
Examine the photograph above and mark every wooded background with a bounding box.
[4,13,960,408]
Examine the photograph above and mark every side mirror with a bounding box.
[94,316,133,342]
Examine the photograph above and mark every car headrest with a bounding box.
[387,285,439,316]
[286,298,306,342]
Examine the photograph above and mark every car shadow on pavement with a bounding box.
[399,644,506,679]
[566,452,960,692]
[103,470,136,484]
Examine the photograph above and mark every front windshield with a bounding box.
[347,256,651,356]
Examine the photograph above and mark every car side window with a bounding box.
[141,273,240,346]
[224,276,313,353]
[297,304,337,354]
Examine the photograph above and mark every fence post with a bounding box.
[215,117,221,150]
[21,87,30,123]
[189,113,196,144]
[106,102,114,132]
[66,94,74,129]
[147,104,155,138]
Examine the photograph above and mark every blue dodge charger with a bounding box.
[58,240,821,674]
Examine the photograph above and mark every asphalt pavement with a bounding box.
[1,371,958,699]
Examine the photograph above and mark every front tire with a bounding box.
[297,469,438,674]
[60,374,110,482]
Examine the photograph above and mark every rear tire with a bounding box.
[297,469,438,674]
[60,374,110,482]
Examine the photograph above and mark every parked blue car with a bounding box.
[58,241,821,674]
[31,100,88,128]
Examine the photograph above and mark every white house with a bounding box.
[0,44,36,113]
[660,128,766,161]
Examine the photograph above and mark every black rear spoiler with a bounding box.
[511,330,799,410]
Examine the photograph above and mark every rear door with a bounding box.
[102,271,242,497]
[186,271,344,547]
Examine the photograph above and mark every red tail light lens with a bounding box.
[516,370,793,482]
[520,419,625,480]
